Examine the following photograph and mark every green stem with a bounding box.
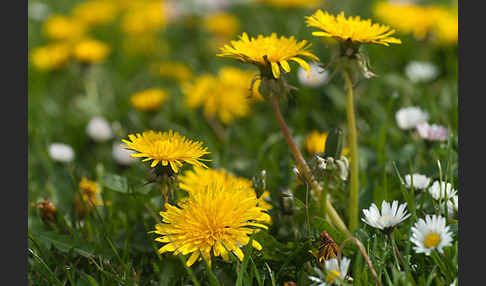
[344,70,359,232]
[269,95,351,238]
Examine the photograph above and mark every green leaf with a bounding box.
[32,231,95,258]
[101,174,129,194]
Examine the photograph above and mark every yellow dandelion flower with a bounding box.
[153,182,271,267]
[30,43,71,71]
[179,166,272,211]
[304,130,350,158]
[130,88,169,112]
[257,0,323,9]
[152,61,193,83]
[373,2,437,41]
[72,39,111,64]
[183,67,259,124]
[433,8,457,45]
[42,15,85,41]
[72,0,120,27]
[305,10,401,46]
[305,130,328,155]
[204,13,240,39]
[121,130,210,173]
[121,1,167,35]
[76,177,103,214]
[217,32,319,79]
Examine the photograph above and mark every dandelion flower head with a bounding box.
[121,130,210,173]
[178,166,272,210]
[306,10,401,46]
[130,88,169,112]
[217,32,319,79]
[73,39,111,63]
[42,15,85,41]
[153,182,271,267]
[31,43,71,71]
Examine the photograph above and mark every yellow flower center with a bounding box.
[326,270,340,283]
[424,232,441,248]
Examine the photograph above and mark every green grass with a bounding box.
[28,0,458,285]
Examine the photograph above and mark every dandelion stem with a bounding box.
[269,95,351,237]
[206,116,226,142]
[344,70,359,232]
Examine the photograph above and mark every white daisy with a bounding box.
[395,107,429,130]
[428,181,457,201]
[298,63,329,87]
[308,257,351,285]
[416,123,449,141]
[362,200,411,230]
[411,215,453,255]
[405,61,439,83]
[112,142,137,166]
[48,143,75,163]
[404,173,431,190]
[86,116,113,142]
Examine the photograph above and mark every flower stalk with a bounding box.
[344,70,360,232]
[269,94,350,237]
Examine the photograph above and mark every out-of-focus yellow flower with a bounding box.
[218,33,319,79]
[256,0,323,9]
[305,130,328,155]
[72,0,120,27]
[204,13,240,39]
[373,2,457,45]
[75,177,103,215]
[183,67,261,124]
[305,130,350,158]
[152,61,193,83]
[36,199,57,223]
[121,130,210,173]
[72,39,111,63]
[306,10,401,46]
[130,88,169,112]
[121,1,167,35]
[433,9,457,45]
[153,181,270,267]
[42,15,85,41]
[30,43,71,71]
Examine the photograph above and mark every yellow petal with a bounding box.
[271,62,280,79]
[280,60,290,73]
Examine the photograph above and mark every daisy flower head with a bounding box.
[428,181,457,201]
[298,63,329,87]
[86,116,113,142]
[306,10,401,48]
[308,257,351,285]
[416,123,449,141]
[217,32,319,80]
[48,142,75,163]
[405,61,439,83]
[153,182,271,267]
[404,173,431,190]
[112,142,137,166]
[411,214,453,255]
[362,200,410,231]
[121,130,210,174]
[395,106,429,130]
[130,88,169,112]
